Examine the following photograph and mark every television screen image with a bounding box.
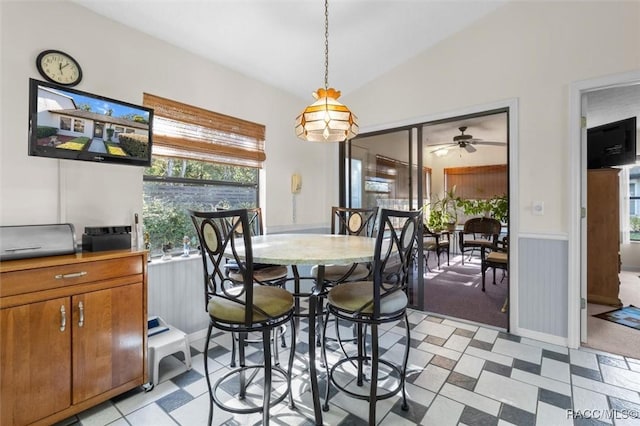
[28,79,154,167]
[587,117,637,169]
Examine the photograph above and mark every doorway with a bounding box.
[567,70,640,357]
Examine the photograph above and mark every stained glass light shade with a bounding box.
[295,88,358,142]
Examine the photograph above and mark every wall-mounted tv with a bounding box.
[587,116,637,169]
[28,78,153,167]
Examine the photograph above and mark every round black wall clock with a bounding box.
[36,50,83,86]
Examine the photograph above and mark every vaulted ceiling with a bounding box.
[73,0,508,99]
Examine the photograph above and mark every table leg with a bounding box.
[308,265,324,425]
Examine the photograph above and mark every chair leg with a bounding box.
[280,324,287,348]
[204,323,215,426]
[492,267,497,285]
[401,313,410,411]
[230,332,237,368]
[481,264,486,292]
[287,316,297,409]
[322,310,332,411]
[357,323,365,387]
[238,332,246,399]
[272,328,280,366]
[262,328,272,426]
[369,323,379,426]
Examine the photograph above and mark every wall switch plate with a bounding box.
[532,201,544,216]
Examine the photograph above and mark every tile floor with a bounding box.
[58,310,640,426]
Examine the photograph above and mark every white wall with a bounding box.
[349,1,640,234]
[0,1,334,238]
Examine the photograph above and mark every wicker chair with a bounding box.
[423,226,450,271]
[458,217,501,264]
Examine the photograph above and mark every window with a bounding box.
[142,94,265,257]
[60,116,71,131]
[73,119,84,133]
[444,164,507,199]
[143,158,258,256]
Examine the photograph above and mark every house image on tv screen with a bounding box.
[36,85,150,159]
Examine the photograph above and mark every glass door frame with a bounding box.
[340,126,426,310]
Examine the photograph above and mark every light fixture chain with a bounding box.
[324,0,329,91]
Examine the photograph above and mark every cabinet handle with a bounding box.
[78,301,84,327]
[54,271,87,280]
[60,305,66,332]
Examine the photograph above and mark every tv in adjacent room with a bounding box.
[28,78,154,167]
[587,116,637,169]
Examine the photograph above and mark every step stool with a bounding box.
[148,316,192,386]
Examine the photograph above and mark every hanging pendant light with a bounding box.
[295,0,358,142]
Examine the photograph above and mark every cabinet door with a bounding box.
[72,282,144,403]
[1,298,71,425]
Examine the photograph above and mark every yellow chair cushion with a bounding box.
[208,285,294,324]
[486,251,508,264]
[229,265,288,283]
[327,281,408,315]
[310,264,370,282]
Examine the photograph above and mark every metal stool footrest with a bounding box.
[328,356,404,401]
[212,364,292,415]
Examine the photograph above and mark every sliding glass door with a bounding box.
[342,128,426,309]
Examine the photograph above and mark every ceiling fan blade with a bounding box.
[464,144,477,153]
[474,141,507,146]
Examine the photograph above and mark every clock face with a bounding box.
[36,50,82,86]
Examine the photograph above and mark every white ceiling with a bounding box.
[73,0,508,100]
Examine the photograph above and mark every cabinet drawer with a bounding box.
[1,257,143,297]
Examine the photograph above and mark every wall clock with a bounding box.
[36,50,83,86]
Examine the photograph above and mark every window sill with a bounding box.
[148,253,200,267]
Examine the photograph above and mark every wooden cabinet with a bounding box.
[0,250,147,426]
[587,168,622,307]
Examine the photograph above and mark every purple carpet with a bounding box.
[419,255,508,329]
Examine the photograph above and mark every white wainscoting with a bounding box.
[517,236,569,339]
[147,256,209,335]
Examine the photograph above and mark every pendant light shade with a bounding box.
[295,0,358,142]
[295,88,358,142]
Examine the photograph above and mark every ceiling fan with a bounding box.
[429,126,506,154]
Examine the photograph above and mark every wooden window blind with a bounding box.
[143,93,266,168]
[445,164,507,199]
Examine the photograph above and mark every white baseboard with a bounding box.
[513,327,569,348]
[188,328,208,343]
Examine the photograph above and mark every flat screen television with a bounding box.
[28,78,153,167]
[587,116,637,169]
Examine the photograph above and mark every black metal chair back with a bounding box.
[190,209,256,324]
[370,208,422,318]
[331,206,378,237]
